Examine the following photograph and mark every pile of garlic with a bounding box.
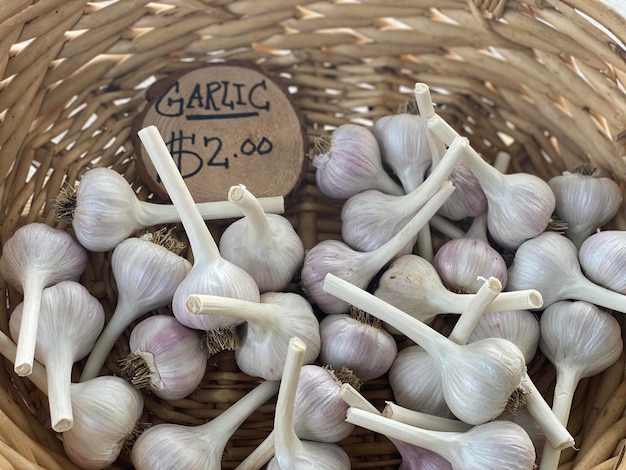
[0,81,624,470]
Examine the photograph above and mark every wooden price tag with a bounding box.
[132,62,308,203]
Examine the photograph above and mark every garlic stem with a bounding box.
[413,83,446,164]
[80,298,139,381]
[46,347,74,432]
[550,370,580,427]
[382,402,471,433]
[426,114,459,148]
[228,185,272,240]
[519,372,575,451]
[0,329,47,393]
[338,383,380,414]
[429,215,466,239]
[186,294,277,327]
[138,125,219,263]
[135,196,285,228]
[235,430,275,470]
[14,277,45,376]
[275,337,308,461]
[448,276,502,344]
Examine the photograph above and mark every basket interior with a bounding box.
[1,1,626,469]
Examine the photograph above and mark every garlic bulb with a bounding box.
[219,185,304,292]
[131,380,279,470]
[323,274,527,425]
[578,230,626,293]
[235,365,359,470]
[80,233,192,381]
[507,231,626,312]
[373,104,432,192]
[9,281,105,432]
[319,309,397,382]
[388,345,453,418]
[375,254,542,325]
[548,165,622,248]
[433,213,508,293]
[301,181,454,314]
[267,337,350,470]
[340,135,465,253]
[0,328,144,470]
[0,222,88,376]
[56,167,284,252]
[432,161,487,221]
[428,115,556,250]
[294,365,358,442]
[311,123,404,199]
[119,314,207,400]
[346,408,536,470]
[185,292,320,380]
[63,376,144,469]
[339,383,453,470]
[538,301,623,470]
[138,126,260,353]
[496,408,546,463]
[467,310,540,364]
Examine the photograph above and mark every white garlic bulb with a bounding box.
[548,165,622,248]
[219,185,304,292]
[131,380,279,470]
[375,254,542,326]
[388,345,453,418]
[267,337,350,470]
[293,365,358,442]
[120,314,207,400]
[9,281,105,432]
[319,310,397,382]
[138,126,261,354]
[323,274,527,425]
[433,161,487,221]
[433,213,508,293]
[340,135,465,253]
[578,230,626,294]
[467,310,540,364]
[373,106,432,192]
[312,123,404,199]
[186,292,320,380]
[80,233,192,381]
[346,408,536,470]
[538,301,623,470]
[507,231,626,313]
[59,167,285,252]
[0,222,88,376]
[429,115,556,250]
[63,376,144,469]
[301,181,454,314]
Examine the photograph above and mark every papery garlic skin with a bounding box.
[122,314,207,400]
[548,167,622,248]
[319,313,397,382]
[373,112,431,192]
[293,365,355,442]
[63,376,144,469]
[388,346,453,419]
[579,230,626,294]
[10,281,105,432]
[467,310,540,364]
[0,222,88,376]
[432,161,487,221]
[312,123,404,199]
[220,185,304,293]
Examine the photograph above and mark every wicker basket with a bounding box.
[1,0,626,469]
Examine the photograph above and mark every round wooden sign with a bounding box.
[132,62,308,203]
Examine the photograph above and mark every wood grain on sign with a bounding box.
[132,62,308,203]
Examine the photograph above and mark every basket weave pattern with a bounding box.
[1,1,626,469]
